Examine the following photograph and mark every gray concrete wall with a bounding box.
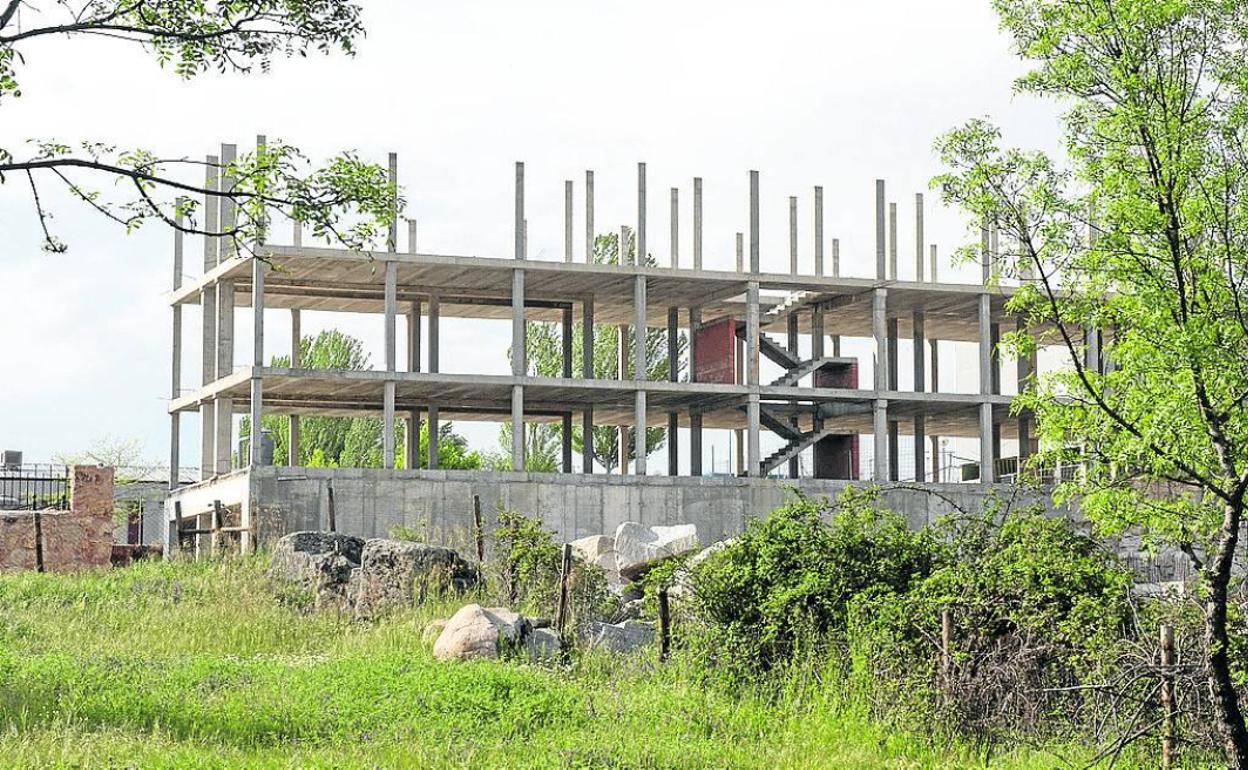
[242,467,1052,554]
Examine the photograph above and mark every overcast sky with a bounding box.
[0,1,1064,468]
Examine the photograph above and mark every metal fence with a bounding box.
[0,464,70,510]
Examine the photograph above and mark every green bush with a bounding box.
[690,488,936,672]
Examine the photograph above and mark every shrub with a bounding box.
[690,488,936,672]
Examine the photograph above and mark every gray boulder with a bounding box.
[613,522,700,580]
[353,539,478,619]
[570,534,620,583]
[586,619,655,654]
[269,531,364,610]
[433,604,527,661]
[523,627,563,662]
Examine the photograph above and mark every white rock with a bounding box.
[586,620,655,654]
[433,604,526,661]
[669,538,735,599]
[613,522,700,579]
[570,534,619,583]
[523,627,563,662]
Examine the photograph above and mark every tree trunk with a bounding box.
[1205,500,1248,769]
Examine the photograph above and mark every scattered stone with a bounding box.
[353,539,478,619]
[570,534,619,583]
[613,522,700,580]
[586,619,655,654]
[269,531,364,586]
[422,618,449,646]
[433,604,527,661]
[669,538,735,599]
[523,627,563,662]
[609,598,644,624]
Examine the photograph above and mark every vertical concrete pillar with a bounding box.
[249,253,266,467]
[746,281,761,476]
[427,405,440,470]
[170,203,185,491]
[787,303,800,478]
[214,279,235,475]
[735,232,744,273]
[814,185,824,276]
[915,193,925,282]
[888,315,900,477]
[1017,317,1036,463]
[749,171,760,273]
[929,332,940,482]
[618,226,630,474]
[512,268,526,472]
[200,156,219,480]
[581,296,595,474]
[689,306,702,476]
[634,390,647,476]
[667,306,679,475]
[693,177,703,270]
[289,309,301,465]
[913,310,926,481]
[637,162,647,265]
[585,170,595,264]
[382,260,397,468]
[428,295,440,374]
[386,152,398,252]
[405,299,420,471]
[872,288,889,481]
[564,180,574,263]
[875,180,886,280]
[981,221,992,284]
[931,244,939,282]
[515,162,526,261]
[407,218,417,255]
[562,306,573,473]
[789,195,798,275]
[670,187,679,268]
[979,293,995,483]
[889,202,898,280]
[634,275,648,474]
[991,322,1002,395]
[831,237,842,356]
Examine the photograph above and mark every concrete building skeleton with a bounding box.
[165,144,1047,552]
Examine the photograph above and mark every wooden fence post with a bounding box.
[211,500,224,556]
[658,588,671,662]
[326,481,337,533]
[1160,623,1176,770]
[555,542,573,641]
[940,608,953,680]
[473,494,485,562]
[32,508,44,573]
[173,500,184,557]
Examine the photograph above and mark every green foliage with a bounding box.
[692,488,936,671]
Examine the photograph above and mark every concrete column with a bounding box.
[427,404,440,470]
[512,268,525,471]
[931,244,939,282]
[634,390,647,476]
[407,218,417,255]
[746,281,761,476]
[170,204,185,491]
[889,202,898,280]
[814,186,824,276]
[736,232,744,273]
[875,180,886,280]
[667,306,679,475]
[200,157,219,480]
[515,162,525,261]
[585,170,595,263]
[564,180,574,263]
[789,195,798,274]
[991,323,1002,395]
[693,177,703,270]
[915,193,925,282]
[831,237,842,356]
[634,275,648,474]
[581,296,594,473]
[981,221,991,283]
[382,260,397,468]
[289,309,301,465]
[562,306,573,473]
[787,311,800,478]
[689,306,702,476]
[404,299,420,471]
[248,252,266,467]
[913,310,926,482]
[979,293,995,483]
[670,187,679,268]
[429,294,440,374]
[872,288,889,481]
[387,152,398,252]
[1017,317,1035,463]
[749,171,760,273]
[214,279,235,475]
[637,162,647,265]
[929,334,939,482]
[618,321,629,475]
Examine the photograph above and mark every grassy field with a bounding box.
[0,557,1149,768]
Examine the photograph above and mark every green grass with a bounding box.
[0,557,1151,768]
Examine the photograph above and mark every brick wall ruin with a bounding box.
[0,465,115,572]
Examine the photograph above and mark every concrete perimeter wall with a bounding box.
[241,467,1052,555]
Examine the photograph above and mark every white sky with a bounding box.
[0,0,1065,468]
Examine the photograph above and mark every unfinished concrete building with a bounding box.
[165,143,1046,553]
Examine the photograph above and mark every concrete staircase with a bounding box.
[769,357,842,387]
[747,426,839,477]
[734,322,800,369]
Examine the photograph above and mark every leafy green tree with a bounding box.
[1,1,396,254]
[935,1,1248,762]
[508,230,688,472]
[241,329,480,470]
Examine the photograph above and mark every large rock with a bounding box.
[353,539,478,619]
[433,604,527,661]
[268,531,364,611]
[269,531,364,585]
[669,538,735,600]
[586,620,655,654]
[613,522,700,580]
[523,627,563,662]
[570,534,619,583]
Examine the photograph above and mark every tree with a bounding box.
[1,1,397,254]
[934,1,1248,763]
[506,229,687,472]
[240,329,481,470]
